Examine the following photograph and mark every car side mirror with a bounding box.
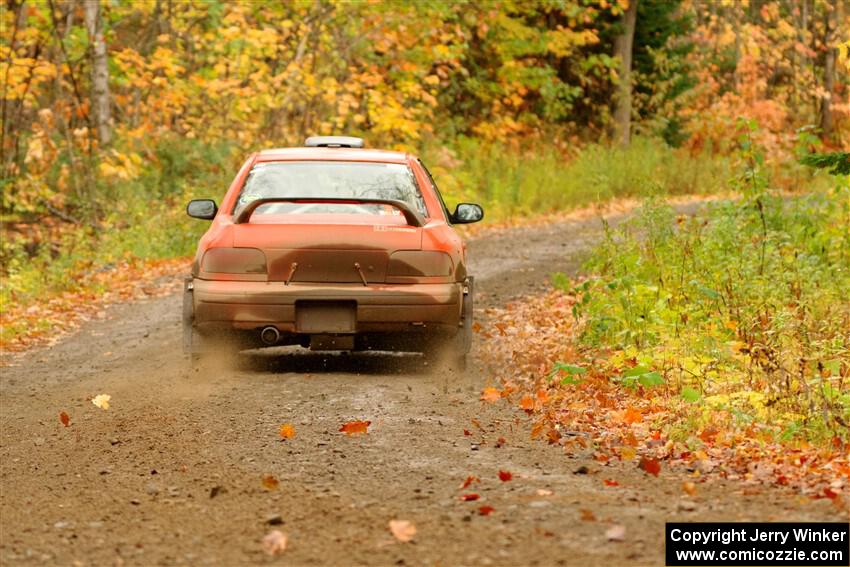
[187,199,217,220]
[451,203,484,224]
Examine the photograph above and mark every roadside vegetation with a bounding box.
[479,136,849,496]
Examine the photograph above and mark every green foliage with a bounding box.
[563,174,850,441]
[800,152,850,176]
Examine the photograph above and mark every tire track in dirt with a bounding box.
[0,203,843,566]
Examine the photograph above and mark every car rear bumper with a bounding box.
[191,279,463,334]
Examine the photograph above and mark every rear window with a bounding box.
[235,161,427,217]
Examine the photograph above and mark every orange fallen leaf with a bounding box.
[498,470,512,482]
[463,429,472,436]
[639,456,661,477]
[519,395,535,412]
[530,420,546,439]
[388,519,416,542]
[495,436,506,448]
[460,493,480,501]
[620,446,637,460]
[262,530,288,555]
[603,479,619,487]
[478,505,495,516]
[59,411,70,427]
[339,420,371,435]
[480,387,501,403]
[459,475,479,490]
[682,481,697,496]
[580,508,596,521]
[262,474,279,490]
[279,423,295,439]
[623,407,643,424]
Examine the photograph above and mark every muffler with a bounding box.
[260,326,280,345]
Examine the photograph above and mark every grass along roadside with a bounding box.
[477,186,849,501]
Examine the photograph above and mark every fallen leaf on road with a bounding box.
[463,429,472,436]
[519,395,534,412]
[478,505,495,516]
[495,437,506,448]
[639,456,661,477]
[480,387,501,403]
[91,394,111,410]
[339,420,371,435]
[498,470,512,482]
[580,509,596,521]
[459,475,479,489]
[279,423,295,439]
[388,520,416,542]
[603,479,619,487]
[262,530,288,555]
[59,411,70,427]
[620,446,637,460]
[606,524,626,541]
[682,481,697,496]
[460,493,480,501]
[262,474,279,490]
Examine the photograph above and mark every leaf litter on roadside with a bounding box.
[477,288,850,502]
[59,411,70,426]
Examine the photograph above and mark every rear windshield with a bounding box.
[235,161,427,217]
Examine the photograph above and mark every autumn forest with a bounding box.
[1,1,849,564]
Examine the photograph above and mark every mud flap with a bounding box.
[460,276,474,355]
[182,277,195,354]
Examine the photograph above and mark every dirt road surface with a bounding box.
[1,207,843,566]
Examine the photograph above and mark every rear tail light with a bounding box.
[201,248,267,274]
[387,251,453,277]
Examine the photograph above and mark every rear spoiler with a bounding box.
[233,197,426,227]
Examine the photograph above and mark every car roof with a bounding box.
[255,147,410,164]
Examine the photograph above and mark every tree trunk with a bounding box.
[613,0,638,147]
[819,0,837,139]
[84,0,112,146]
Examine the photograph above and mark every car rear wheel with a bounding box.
[423,277,472,373]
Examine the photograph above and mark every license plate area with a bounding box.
[295,301,356,333]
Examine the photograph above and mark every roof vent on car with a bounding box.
[304,136,364,148]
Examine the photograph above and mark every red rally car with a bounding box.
[183,136,483,368]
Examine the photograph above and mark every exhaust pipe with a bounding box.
[260,326,280,345]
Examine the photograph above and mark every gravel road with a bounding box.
[0,205,842,566]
